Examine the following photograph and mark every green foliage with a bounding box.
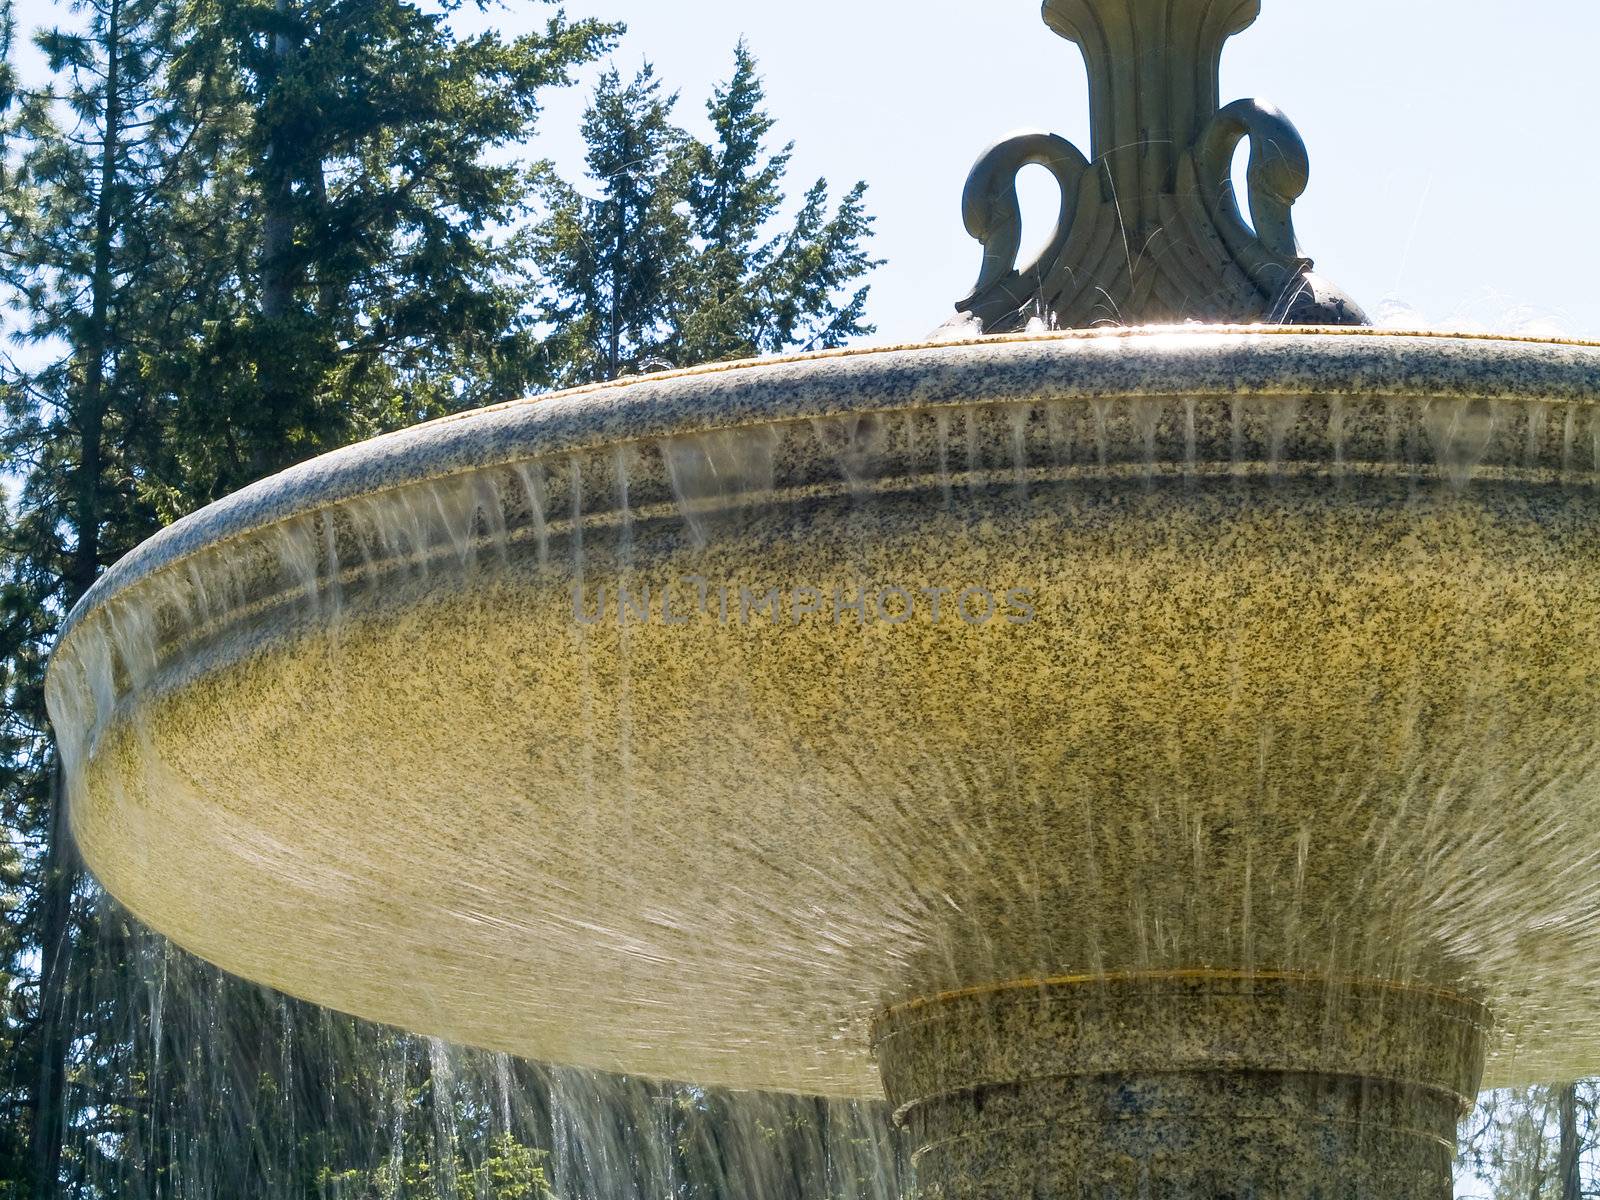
[0,0,613,1194]
[1460,1084,1600,1200]
[161,0,620,498]
[464,1135,554,1200]
[533,43,879,388]
[0,0,233,1184]
[0,0,894,1191]
[531,61,688,385]
[673,42,878,365]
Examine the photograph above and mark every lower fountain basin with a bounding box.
[45,328,1600,1098]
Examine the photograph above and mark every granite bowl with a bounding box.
[45,327,1600,1096]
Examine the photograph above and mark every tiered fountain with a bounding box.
[45,2,1600,1197]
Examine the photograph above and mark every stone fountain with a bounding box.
[44,2,1600,1197]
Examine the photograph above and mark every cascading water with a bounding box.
[43,328,1600,1197]
[40,0,1600,1191]
[64,897,905,1199]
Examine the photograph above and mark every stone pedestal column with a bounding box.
[872,973,1487,1200]
[955,0,1365,329]
[1043,0,1260,198]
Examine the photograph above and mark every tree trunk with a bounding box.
[29,765,77,1199]
[608,197,625,380]
[607,133,629,380]
[260,0,296,320]
[68,0,122,603]
[310,158,336,318]
[33,0,125,1189]
[1560,1082,1582,1200]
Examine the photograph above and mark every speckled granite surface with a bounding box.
[52,327,1600,641]
[43,328,1600,1104]
[874,974,1486,1198]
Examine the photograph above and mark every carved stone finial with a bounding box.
[955,0,1365,331]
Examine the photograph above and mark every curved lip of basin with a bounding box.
[50,324,1600,659]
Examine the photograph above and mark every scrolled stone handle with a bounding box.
[959,132,1089,304]
[1195,98,1310,269]
[951,2,1365,331]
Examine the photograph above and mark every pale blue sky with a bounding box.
[469,0,1600,344]
[9,0,1598,344]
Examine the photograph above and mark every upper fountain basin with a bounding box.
[44,327,1600,1098]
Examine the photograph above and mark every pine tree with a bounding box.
[671,41,878,365]
[533,45,880,388]
[0,1,615,1192]
[0,0,235,1186]
[169,0,619,498]
[532,62,689,387]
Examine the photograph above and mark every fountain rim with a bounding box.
[49,323,1600,663]
[871,968,1488,1024]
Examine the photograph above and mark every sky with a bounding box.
[7,0,1598,345]
[456,0,1600,345]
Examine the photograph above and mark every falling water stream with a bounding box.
[65,900,906,1199]
[45,377,1600,1198]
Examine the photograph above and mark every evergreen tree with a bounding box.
[533,46,879,388]
[532,62,688,387]
[170,0,619,498]
[0,1,614,1193]
[0,0,233,1186]
[672,41,877,365]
